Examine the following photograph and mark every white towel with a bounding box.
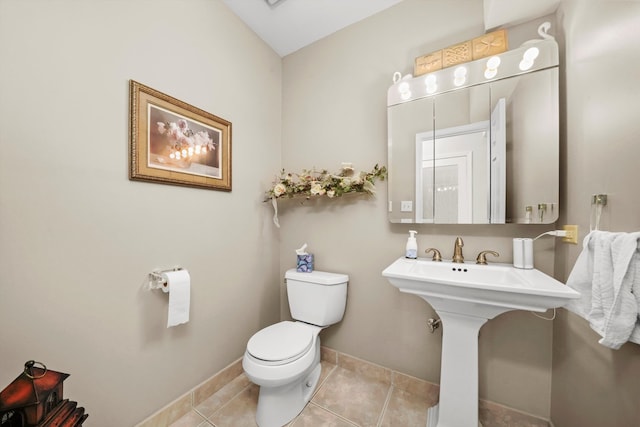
[565,234,597,319]
[565,231,640,349]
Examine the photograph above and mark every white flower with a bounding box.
[327,189,336,198]
[273,183,287,197]
[194,131,213,149]
[363,180,376,194]
[310,182,324,195]
[157,122,167,134]
[340,178,351,188]
[167,122,180,140]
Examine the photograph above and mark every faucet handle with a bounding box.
[424,248,442,262]
[476,250,499,265]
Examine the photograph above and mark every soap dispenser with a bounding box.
[405,230,418,259]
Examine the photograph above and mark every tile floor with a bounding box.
[167,352,550,427]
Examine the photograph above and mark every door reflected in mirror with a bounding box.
[416,120,491,223]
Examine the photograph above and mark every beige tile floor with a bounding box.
[169,358,550,427]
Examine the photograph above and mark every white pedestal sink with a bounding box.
[382,257,580,427]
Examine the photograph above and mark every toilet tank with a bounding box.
[285,269,348,327]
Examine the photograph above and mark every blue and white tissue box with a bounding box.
[296,254,314,272]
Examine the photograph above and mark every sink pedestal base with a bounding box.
[429,310,488,427]
[426,404,482,427]
[383,257,581,427]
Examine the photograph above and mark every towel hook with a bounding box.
[590,194,608,231]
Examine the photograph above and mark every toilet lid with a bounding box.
[247,321,314,363]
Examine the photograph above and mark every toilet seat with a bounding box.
[247,321,314,366]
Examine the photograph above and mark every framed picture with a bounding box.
[129,80,232,191]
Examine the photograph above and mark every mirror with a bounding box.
[387,39,559,224]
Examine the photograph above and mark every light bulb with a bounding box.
[424,74,437,86]
[453,67,467,86]
[519,47,539,71]
[454,66,467,78]
[486,56,501,69]
[519,59,534,71]
[398,81,411,101]
[181,149,187,157]
[426,84,438,94]
[175,153,181,160]
[169,153,175,159]
[523,47,539,61]
[484,68,498,79]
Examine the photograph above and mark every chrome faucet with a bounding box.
[452,237,464,263]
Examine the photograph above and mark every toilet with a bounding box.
[242,268,349,427]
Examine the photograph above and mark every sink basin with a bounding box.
[382,257,580,318]
[382,257,580,427]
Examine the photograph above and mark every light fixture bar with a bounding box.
[387,38,559,107]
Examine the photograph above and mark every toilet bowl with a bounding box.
[242,269,348,427]
[243,321,322,427]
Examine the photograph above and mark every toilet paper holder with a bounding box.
[148,267,184,290]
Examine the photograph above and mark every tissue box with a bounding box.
[296,254,314,272]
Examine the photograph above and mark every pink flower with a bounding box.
[156,122,166,134]
[178,135,191,147]
[177,119,188,132]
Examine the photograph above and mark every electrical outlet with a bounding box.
[562,225,578,244]
[401,201,413,212]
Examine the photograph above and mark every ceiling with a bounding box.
[221,0,405,57]
[222,0,560,57]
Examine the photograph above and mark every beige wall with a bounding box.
[551,1,640,426]
[281,0,559,418]
[0,1,281,425]
[3,0,637,425]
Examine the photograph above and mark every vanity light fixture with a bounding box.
[424,74,438,94]
[388,37,558,107]
[453,66,467,87]
[484,56,501,79]
[519,47,540,71]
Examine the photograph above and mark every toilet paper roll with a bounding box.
[162,270,191,327]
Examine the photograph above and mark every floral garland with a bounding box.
[265,163,387,227]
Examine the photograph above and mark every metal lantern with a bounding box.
[0,361,87,426]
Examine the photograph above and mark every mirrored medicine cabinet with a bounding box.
[387,39,559,224]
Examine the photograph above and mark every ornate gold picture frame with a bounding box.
[129,80,232,191]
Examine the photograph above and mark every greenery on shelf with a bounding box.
[265,163,387,202]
